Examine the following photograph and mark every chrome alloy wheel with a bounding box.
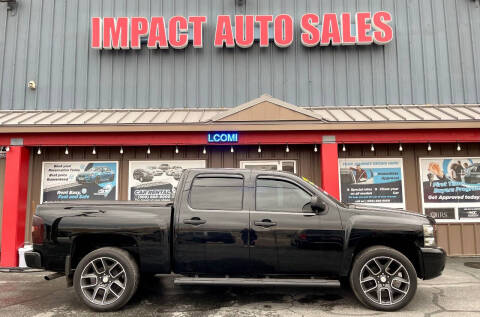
[80,257,127,306]
[359,256,410,306]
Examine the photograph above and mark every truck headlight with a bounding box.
[423,224,436,247]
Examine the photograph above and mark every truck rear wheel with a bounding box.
[349,246,417,311]
[73,247,139,312]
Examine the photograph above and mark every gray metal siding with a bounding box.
[0,0,479,110]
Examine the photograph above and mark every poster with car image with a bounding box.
[419,157,480,222]
[41,161,118,203]
[128,160,206,201]
[338,158,405,209]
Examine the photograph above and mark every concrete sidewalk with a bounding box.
[0,257,479,316]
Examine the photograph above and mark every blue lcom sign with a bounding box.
[207,132,239,143]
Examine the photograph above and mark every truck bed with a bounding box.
[34,201,173,274]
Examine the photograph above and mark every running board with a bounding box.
[174,277,340,287]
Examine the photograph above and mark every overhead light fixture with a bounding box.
[457,143,461,152]
[314,145,318,152]
[37,147,42,155]
[120,146,124,155]
[92,147,96,155]
[399,143,403,152]
[147,146,151,155]
[370,144,375,152]
[427,143,432,152]
[175,145,179,154]
[286,144,290,153]
[230,146,234,153]
[203,146,207,155]
[65,147,69,155]
[342,144,346,152]
[258,145,262,153]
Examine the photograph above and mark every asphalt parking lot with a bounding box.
[0,257,479,317]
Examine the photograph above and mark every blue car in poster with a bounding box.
[76,166,115,184]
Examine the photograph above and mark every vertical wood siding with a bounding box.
[1,0,480,109]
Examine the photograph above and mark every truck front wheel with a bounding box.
[349,246,417,311]
[73,247,139,312]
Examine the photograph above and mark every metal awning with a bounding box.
[0,95,478,132]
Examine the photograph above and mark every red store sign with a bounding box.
[91,12,393,50]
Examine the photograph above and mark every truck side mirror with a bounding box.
[310,195,326,213]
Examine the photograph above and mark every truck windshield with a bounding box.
[300,176,348,208]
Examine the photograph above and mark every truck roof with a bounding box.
[185,168,295,177]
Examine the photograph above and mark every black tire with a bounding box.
[349,246,417,311]
[73,247,140,312]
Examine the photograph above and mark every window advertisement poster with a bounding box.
[128,160,206,201]
[419,157,480,222]
[338,158,405,209]
[41,161,118,203]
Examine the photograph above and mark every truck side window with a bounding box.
[190,176,244,210]
[256,178,312,213]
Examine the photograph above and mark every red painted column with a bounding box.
[321,142,340,200]
[0,146,30,267]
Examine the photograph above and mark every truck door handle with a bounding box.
[183,217,207,225]
[254,219,277,228]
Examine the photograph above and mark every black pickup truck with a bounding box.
[27,168,445,312]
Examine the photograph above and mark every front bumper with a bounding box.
[25,251,42,269]
[420,247,446,280]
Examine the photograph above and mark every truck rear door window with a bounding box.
[256,178,311,212]
[190,176,244,210]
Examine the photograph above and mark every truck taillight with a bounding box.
[32,215,45,244]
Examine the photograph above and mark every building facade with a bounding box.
[1,0,480,266]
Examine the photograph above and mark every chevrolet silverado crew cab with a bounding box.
[27,168,445,312]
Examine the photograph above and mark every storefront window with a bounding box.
[338,158,406,209]
[128,160,206,201]
[240,160,297,174]
[281,161,295,174]
[41,161,119,202]
[419,157,480,223]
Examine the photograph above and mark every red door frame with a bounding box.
[321,143,340,199]
[0,146,30,267]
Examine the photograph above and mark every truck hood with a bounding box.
[348,204,432,222]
